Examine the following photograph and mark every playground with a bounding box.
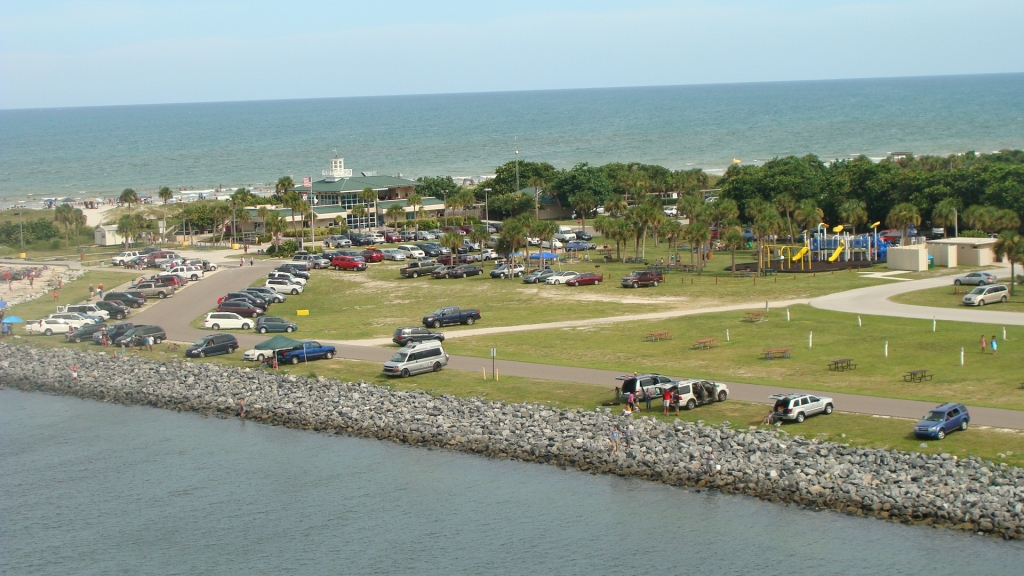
[740,223,891,273]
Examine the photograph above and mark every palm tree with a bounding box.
[993,209,1021,233]
[794,199,823,232]
[406,193,423,233]
[440,232,463,255]
[886,202,921,246]
[499,217,528,270]
[358,187,377,227]
[963,205,995,234]
[351,205,369,233]
[116,213,146,248]
[662,219,682,264]
[457,189,477,220]
[72,208,86,247]
[713,198,739,236]
[212,203,231,244]
[993,231,1024,296]
[385,204,405,230]
[158,187,173,241]
[774,193,796,242]
[753,212,782,274]
[569,191,597,237]
[723,226,746,276]
[256,206,270,235]
[604,196,628,218]
[838,199,868,236]
[676,193,702,225]
[688,222,711,275]
[931,198,959,237]
[275,176,295,200]
[54,204,76,247]
[120,188,139,213]
[281,192,309,240]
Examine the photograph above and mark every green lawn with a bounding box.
[227,260,887,340]
[891,284,1024,311]
[443,304,1024,410]
[17,335,1024,468]
[6,270,136,322]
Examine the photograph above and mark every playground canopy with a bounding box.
[529,251,559,260]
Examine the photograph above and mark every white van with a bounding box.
[382,340,449,377]
[554,226,577,242]
[203,312,255,330]
[397,244,426,258]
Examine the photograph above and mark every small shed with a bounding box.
[926,238,997,267]
[94,225,124,247]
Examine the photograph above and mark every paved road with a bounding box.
[811,265,1024,326]
[119,262,1024,430]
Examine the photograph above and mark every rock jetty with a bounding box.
[2,343,1022,540]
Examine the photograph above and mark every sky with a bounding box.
[1,0,1021,109]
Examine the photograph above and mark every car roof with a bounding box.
[933,402,966,411]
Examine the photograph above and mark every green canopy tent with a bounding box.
[254,335,303,351]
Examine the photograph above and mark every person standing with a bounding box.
[240,257,245,268]
[610,427,620,454]
[147,335,154,352]
[644,388,652,411]
[52,289,59,301]
[249,257,254,267]
[662,389,672,415]
[624,425,633,448]
[980,335,988,354]
[991,335,998,355]
[705,448,715,475]
[88,284,94,300]
[71,364,78,381]
[97,284,104,299]
[626,391,635,412]
[238,398,246,418]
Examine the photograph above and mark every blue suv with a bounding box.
[914,403,970,440]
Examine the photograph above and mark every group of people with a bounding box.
[980,334,999,355]
[87,283,104,300]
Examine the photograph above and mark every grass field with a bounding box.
[891,283,1024,311]
[443,304,1024,410]
[230,260,887,340]
[16,334,1024,467]
[6,270,137,321]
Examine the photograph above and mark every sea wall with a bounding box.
[2,343,1022,540]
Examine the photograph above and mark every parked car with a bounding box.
[954,272,998,286]
[223,292,269,310]
[91,300,129,320]
[565,241,597,251]
[268,271,307,286]
[331,255,368,271]
[293,254,329,269]
[367,232,385,243]
[110,251,141,266]
[203,312,254,330]
[255,316,298,334]
[266,279,304,294]
[324,235,353,248]
[431,266,458,279]
[523,268,556,284]
[45,313,99,329]
[242,286,286,303]
[914,403,970,440]
[65,322,109,343]
[416,243,443,257]
[400,230,417,242]
[479,249,498,261]
[92,322,134,344]
[553,231,577,242]
[382,340,449,377]
[217,300,264,318]
[105,291,144,308]
[349,234,374,246]
[621,270,664,288]
[26,318,73,335]
[277,341,336,364]
[962,284,1009,306]
[615,373,678,402]
[114,325,167,347]
[59,304,110,321]
[456,253,480,264]
[566,272,603,286]
[575,230,593,241]
[392,326,446,346]
[397,244,426,258]
[133,281,176,299]
[382,249,407,261]
[490,263,524,279]
[361,249,385,263]
[769,393,834,423]
[422,306,481,328]
[546,271,580,285]
[155,275,186,288]
[200,260,219,271]
[186,334,239,358]
[275,265,310,280]
[168,265,204,281]
[384,231,403,243]
[675,379,729,408]
[400,260,441,278]
[541,239,563,249]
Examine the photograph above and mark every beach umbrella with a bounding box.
[2,316,24,323]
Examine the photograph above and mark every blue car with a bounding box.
[277,341,336,365]
[914,403,970,440]
[565,241,596,251]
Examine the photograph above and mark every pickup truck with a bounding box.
[133,281,176,299]
[58,304,110,320]
[421,306,481,328]
[277,341,336,364]
[400,260,441,278]
[621,270,664,288]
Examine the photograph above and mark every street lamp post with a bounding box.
[953,208,958,238]
[17,211,24,251]
[484,188,491,224]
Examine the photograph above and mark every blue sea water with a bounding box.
[0,74,1022,202]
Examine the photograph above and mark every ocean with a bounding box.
[0,73,1023,206]
[2,389,1020,575]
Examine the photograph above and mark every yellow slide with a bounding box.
[828,242,845,262]
[791,246,809,262]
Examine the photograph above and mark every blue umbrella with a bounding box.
[2,316,23,323]
[529,251,559,260]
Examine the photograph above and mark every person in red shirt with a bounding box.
[662,389,672,415]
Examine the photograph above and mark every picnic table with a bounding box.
[903,369,932,383]
[646,330,673,342]
[693,337,717,350]
[745,311,767,323]
[828,358,857,372]
[762,348,791,360]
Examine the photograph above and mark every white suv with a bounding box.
[168,265,204,281]
[203,312,254,330]
[962,284,1008,306]
[770,393,834,423]
[266,278,304,294]
[267,271,306,286]
[111,251,140,266]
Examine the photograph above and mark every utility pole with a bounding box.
[17,211,24,251]
[514,137,520,193]
[953,207,958,238]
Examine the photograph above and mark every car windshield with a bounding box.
[968,287,986,295]
[193,338,208,346]
[390,352,408,362]
[922,411,944,422]
[431,308,445,316]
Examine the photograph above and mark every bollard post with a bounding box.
[765,300,769,312]
[483,367,487,380]
[932,317,936,333]
[753,277,756,285]
[496,368,499,381]
[809,331,813,349]
[715,277,718,284]
[885,341,888,358]
[960,347,964,366]
[858,316,862,327]
[726,328,730,342]
[786,308,790,321]
[1003,327,1007,340]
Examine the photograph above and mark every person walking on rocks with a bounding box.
[980,335,988,354]
[624,425,633,448]
[610,427,620,454]
[71,364,78,381]
[990,335,998,355]
[704,448,715,476]
[238,398,246,418]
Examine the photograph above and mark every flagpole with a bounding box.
[309,176,315,248]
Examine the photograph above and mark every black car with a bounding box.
[416,243,443,257]
[224,292,269,310]
[242,287,286,303]
[451,265,483,278]
[121,290,149,303]
[113,325,166,346]
[392,326,446,346]
[186,333,239,358]
[94,300,130,320]
[575,230,593,241]
[93,321,135,344]
[275,265,310,279]
[349,234,373,246]
[65,322,108,343]
[105,291,144,308]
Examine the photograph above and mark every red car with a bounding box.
[331,255,368,271]
[361,249,385,263]
[437,254,455,265]
[566,272,603,286]
[460,225,475,233]
[384,231,403,242]
[156,275,186,287]
[217,300,263,318]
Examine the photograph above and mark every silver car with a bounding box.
[962,284,1008,306]
[954,272,997,286]
[382,341,449,377]
[769,393,834,423]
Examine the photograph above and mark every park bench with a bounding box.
[762,347,791,360]
[646,330,673,342]
[903,369,932,383]
[828,358,857,372]
[745,311,767,323]
[693,337,717,350]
